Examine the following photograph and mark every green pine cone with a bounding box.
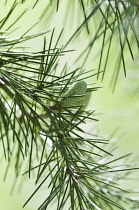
[59,81,87,107]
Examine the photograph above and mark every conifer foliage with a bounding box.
[0,0,139,209]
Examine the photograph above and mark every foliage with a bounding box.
[0,0,139,209]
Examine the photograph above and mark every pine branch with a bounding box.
[0,1,139,210]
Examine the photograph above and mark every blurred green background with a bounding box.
[0,0,139,209]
